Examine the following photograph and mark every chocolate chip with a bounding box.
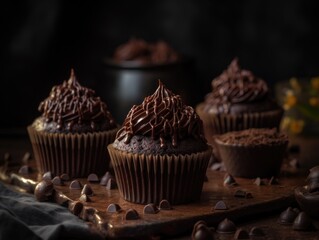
[234,190,253,198]
[87,173,99,182]
[106,178,117,190]
[216,218,236,234]
[249,227,265,236]
[268,176,279,185]
[18,165,31,175]
[293,212,314,231]
[100,171,113,186]
[308,181,319,193]
[52,176,64,186]
[69,180,82,190]
[34,180,54,202]
[69,201,83,216]
[192,220,214,240]
[213,200,228,210]
[81,184,94,196]
[21,152,31,164]
[254,177,266,186]
[60,173,70,181]
[143,203,159,214]
[107,203,122,213]
[80,207,95,221]
[159,199,172,210]
[278,207,299,225]
[223,173,237,186]
[234,228,249,239]
[79,194,92,202]
[124,209,139,220]
[42,171,53,181]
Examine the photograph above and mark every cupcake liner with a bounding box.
[215,138,288,178]
[108,144,211,205]
[196,104,283,145]
[27,126,118,178]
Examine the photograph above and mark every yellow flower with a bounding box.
[289,119,305,134]
[311,77,319,91]
[283,90,297,110]
[309,97,319,107]
[289,77,301,92]
[280,117,291,131]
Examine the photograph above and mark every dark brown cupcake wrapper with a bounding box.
[196,104,283,144]
[108,144,211,205]
[27,126,118,178]
[215,139,288,178]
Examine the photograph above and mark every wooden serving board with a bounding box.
[0,157,306,239]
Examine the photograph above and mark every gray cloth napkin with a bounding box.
[0,182,104,240]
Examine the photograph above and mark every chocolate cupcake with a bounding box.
[214,128,288,178]
[28,70,119,178]
[108,81,211,204]
[196,58,283,145]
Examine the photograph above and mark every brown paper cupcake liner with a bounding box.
[215,139,288,178]
[108,145,211,205]
[27,126,118,178]
[196,104,283,145]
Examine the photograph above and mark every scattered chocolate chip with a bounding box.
[210,162,223,171]
[69,180,82,190]
[21,152,31,164]
[278,207,299,225]
[289,158,300,169]
[249,227,265,236]
[106,178,117,190]
[87,173,99,182]
[268,176,279,185]
[310,165,319,173]
[213,200,228,210]
[42,171,53,181]
[223,173,237,186]
[143,203,159,214]
[60,173,70,181]
[124,209,139,220]
[216,218,236,234]
[234,190,253,198]
[79,194,92,202]
[100,171,113,186]
[159,199,172,210]
[69,201,83,216]
[18,165,31,175]
[80,207,95,221]
[192,226,214,239]
[52,176,64,186]
[107,203,122,213]
[81,184,94,196]
[34,180,54,202]
[293,212,314,231]
[254,177,266,186]
[234,228,249,239]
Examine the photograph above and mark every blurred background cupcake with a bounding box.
[96,37,196,123]
[196,58,283,147]
[28,70,119,178]
[276,77,319,168]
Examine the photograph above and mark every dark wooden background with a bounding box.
[2,0,319,130]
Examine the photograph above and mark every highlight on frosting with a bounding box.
[38,69,116,131]
[116,80,205,148]
[205,58,269,112]
[113,38,180,64]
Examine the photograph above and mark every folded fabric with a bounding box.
[0,182,104,240]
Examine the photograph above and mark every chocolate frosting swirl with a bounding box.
[116,81,205,148]
[204,58,269,113]
[37,69,116,133]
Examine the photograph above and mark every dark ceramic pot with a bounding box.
[96,58,197,123]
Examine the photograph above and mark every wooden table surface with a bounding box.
[1,134,319,239]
